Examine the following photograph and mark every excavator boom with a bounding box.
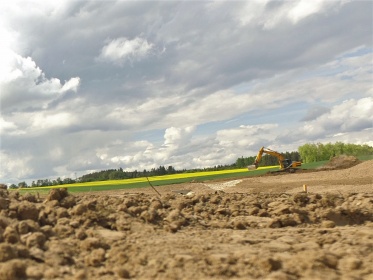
[248,146,301,172]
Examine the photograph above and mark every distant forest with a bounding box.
[298,142,373,163]
[78,164,234,183]
[10,142,373,188]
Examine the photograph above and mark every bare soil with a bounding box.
[0,160,372,280]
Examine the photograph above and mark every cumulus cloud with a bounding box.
[0,117,18,135]
[92,123,279,172]
[307,97,372,135]
[98,37,154,65]
[163,126,195,149]
[31,112,75,131]
[60,77,80,93]
[216,124,278,149]
[0,50,80,113]
[278,97,373,143]
[301,105,331,121]
[287,0,336,24]
[234,0,346,29]
[0,151,33,182]
[102,127,196,170]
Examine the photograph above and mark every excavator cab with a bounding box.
[281,159,293,169]
[281,159,297,173]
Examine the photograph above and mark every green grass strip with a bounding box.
[21,166,278,192]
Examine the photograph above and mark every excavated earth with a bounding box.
[0,160,372,280]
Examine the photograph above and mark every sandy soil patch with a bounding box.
[0,160,372,279]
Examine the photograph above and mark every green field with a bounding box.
[21,166,278,193]
[17,156,371,194]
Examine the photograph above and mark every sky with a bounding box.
[0,0,372,184]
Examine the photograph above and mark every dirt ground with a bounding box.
[0,160,372,279]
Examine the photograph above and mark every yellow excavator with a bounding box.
[248,147,302,173]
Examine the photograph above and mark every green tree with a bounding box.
[109,170,126,180]
[298,143,318,163]
[18,181,27,188]
[235,157,245,168]
[298,142,373,163]
[167,166,176,174]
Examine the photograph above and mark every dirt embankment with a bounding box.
[103,159,372,196]
[0,160,372,279]
[317,155,360,170]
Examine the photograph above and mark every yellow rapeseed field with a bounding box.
[24,166,278,190]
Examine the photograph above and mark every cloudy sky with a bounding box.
[0,0,372,184]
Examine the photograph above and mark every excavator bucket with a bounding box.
[247,165,257,171]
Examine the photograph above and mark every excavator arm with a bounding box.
[248,147,301,172]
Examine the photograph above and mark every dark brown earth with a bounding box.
[0,159,372,280]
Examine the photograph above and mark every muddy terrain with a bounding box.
[0,160,372,279]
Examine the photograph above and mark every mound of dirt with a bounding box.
[0,186,372,279]
[318,155,360,170]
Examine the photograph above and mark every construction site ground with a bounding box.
[0,158,372,279]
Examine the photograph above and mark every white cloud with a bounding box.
[279,97,373,143]
[311,97,372,134]
[0,117,19,135]
[162,49,372,126]
[288,0,332,24]
[235,0,348,29]
[0,151,33,182]
[302,106,330,121]
[60,77,80,93]
[31,112,75,130]
[0,26,18,78]
[98,37,154,65]
[234,0,271,27]
[0,50,80,112]
[163,126,195,149]
[216,124,278,149]
[107,140,160,170]
[105,127,196,170]
[49,147,63,161]
[95,123,279,172]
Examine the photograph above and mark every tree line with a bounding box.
[9,164,234,188]
[79,164,235,182]
[8,142,372,188]
[298,142,373,163]
[80,166,178,182]
[9,177,77,189]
